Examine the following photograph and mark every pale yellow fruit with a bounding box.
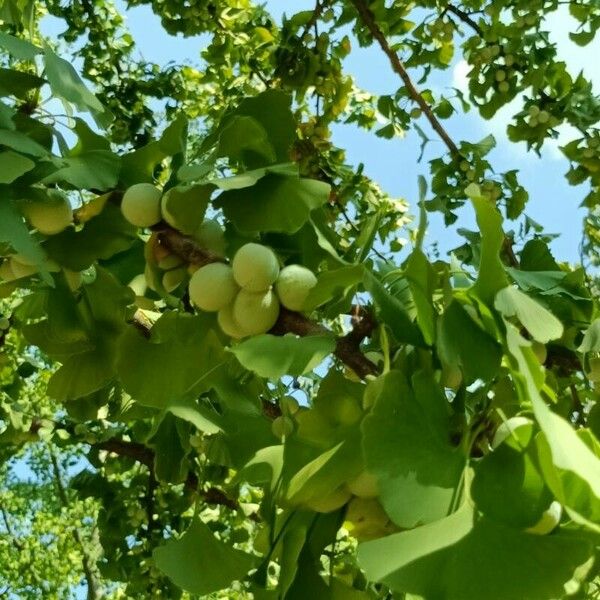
[305,486,351,513]
[189,263,238,312]
[121,183,162,227]
[587,356,600,382]
[271,416,294,439]
[531,341,547,364]
[128,273,147,296]
[526,501,562,535]
[280,396,300,415]
[0,261,15,281]
[346,470,379,499]
[233,288,280,336]
[64,269,83,291]
[217,304,247,339]
[22,194,73,235]
[196,219,226,256]
[345,497,394,541]
[162,267,187,293]
[10,258,37,279]
[275,265,317,311]
[232,243,279,292]
[491,416,533,449]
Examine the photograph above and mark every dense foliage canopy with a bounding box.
[1,0,600,598]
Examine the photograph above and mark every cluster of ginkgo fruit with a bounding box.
[120,182,319,338]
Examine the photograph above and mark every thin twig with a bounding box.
[351,0,460,156]
[445,4,484,36]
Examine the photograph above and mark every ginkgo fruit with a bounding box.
[232,243,279,292]
[275,265,317,311]
[217,304,247,339]
[189,263,238,312]
[271,416,294,439]
[525,501,562,535]
[233,288,280,335]
[196,219,226,256]
[346,470,379,499]
[121,183,162,227]
[162,267,187,293]
[345,497,394,541]
[305,486,351,513]
[22,193,73,235]
[531,341,547,364]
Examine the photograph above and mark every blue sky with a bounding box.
[40,1,600,262]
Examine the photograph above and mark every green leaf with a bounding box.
[471,442,553,528]
[357,503,594,599]
[578,318,600,352]
[44,203,137,271]
[43,48,112,128]
[47,342,115,402]
[304,265,365,310]
[495,286,563,343]
[438,300,502,384]
[120,113,187,186]
[43,150,120,191]
[231,334,335,378]
[218,90,295,164]
[149,412,189,483]
[363,272,423,346]
[153,518,255,595]
[0,31,41,60]
[506,324,600,525]
[0,150,35,182]
[116,313,224,408]
[0,68,45,99]
[216,115,276,164]
[215,174,330,234]
[362,371,465,528]
[0,197,47,278]
[167,397,222,435]
[405,249,436,345]
[466,184,509,303]
[0,129,49,156]
[160,183,212,235]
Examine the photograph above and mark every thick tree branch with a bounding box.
[95,439,241,512]
[351,0,460,156]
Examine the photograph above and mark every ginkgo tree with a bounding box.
[1,0,600,598]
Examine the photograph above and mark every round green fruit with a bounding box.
[121,183,162,227]
[188,263,239,312]
[345,497,393,541]
[271,416,295,439]
[217,304,247,339]
[346,470,379,499]
[275,265,317,311]
[305,486,351,513]
[525,501,562,535]
[162,267,187,293]
[232,243,279,292]
[280,396,300,415]
[531,341,547,364]
[233,288,280,336]
[128,273,148,297]
[441,364,463,390]
[0,317,9,330]
[22,193,73,235]
[196,219,226,256]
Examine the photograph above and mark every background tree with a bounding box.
[1,0,600,598]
